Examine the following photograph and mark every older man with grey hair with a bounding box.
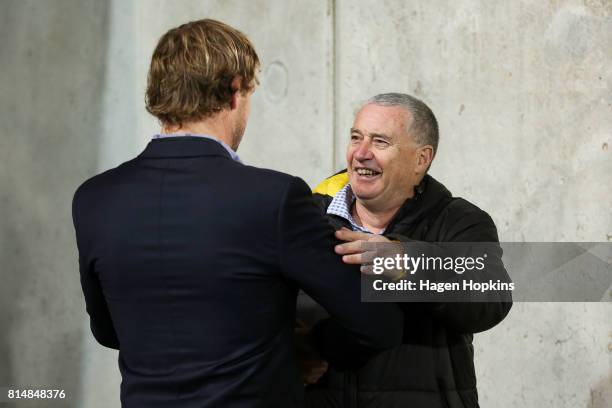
[298,93,512,408]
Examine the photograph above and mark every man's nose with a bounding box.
[354,140,374,160]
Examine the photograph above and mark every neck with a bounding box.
[352,201,400,234]
[161,114,235,150]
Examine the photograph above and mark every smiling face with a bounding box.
[347,103,430,212]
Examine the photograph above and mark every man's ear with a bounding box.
[416,145,434,173]
[229,76,243,110]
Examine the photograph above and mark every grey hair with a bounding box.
[366,93,439,157]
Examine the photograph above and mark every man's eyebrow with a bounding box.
[350,128,363,135]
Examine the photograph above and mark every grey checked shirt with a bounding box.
[326,184,384,234]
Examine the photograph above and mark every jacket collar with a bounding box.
[138,136,233,159]
[386,174,453,232]
[318,171,453,234]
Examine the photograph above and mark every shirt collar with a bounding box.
[326,184,384,234]
[153,133,242,163]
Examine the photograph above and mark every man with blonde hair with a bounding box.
[73,20,402,407]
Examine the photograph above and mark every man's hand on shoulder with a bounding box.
[334,228,406,280]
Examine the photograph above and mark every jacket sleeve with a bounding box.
[278,177,403,361]
[72,187,120,349]
[434,206,512,333]
[389,202,512,334]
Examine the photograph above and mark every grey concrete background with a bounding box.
[1,0,610,407]
[0,0,110,406]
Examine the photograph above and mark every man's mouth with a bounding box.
[354,167,382,178]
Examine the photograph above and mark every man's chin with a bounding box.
[351,187,381,202]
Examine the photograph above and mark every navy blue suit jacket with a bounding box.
[72,137,403,407]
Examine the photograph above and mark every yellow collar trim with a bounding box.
[312,172,349,197]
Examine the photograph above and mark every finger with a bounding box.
[308,362,328,372]
[335,228,372,242]
[308,363,328,378]
[361,239,398,254]
[341,250,378,265]
[361,250,376,264]
[303,361,328,373]
[304,376,317,385]
[307,370,326,382]
[305,372,325,385]
[361,240,382,251]
[335,240,366,255]
[342,253,363,265]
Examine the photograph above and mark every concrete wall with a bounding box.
[1,0,610,407]
[334,2,611,407]
[0,1,110,406]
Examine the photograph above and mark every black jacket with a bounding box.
[72,138,404,408]
[301,171,512,408]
